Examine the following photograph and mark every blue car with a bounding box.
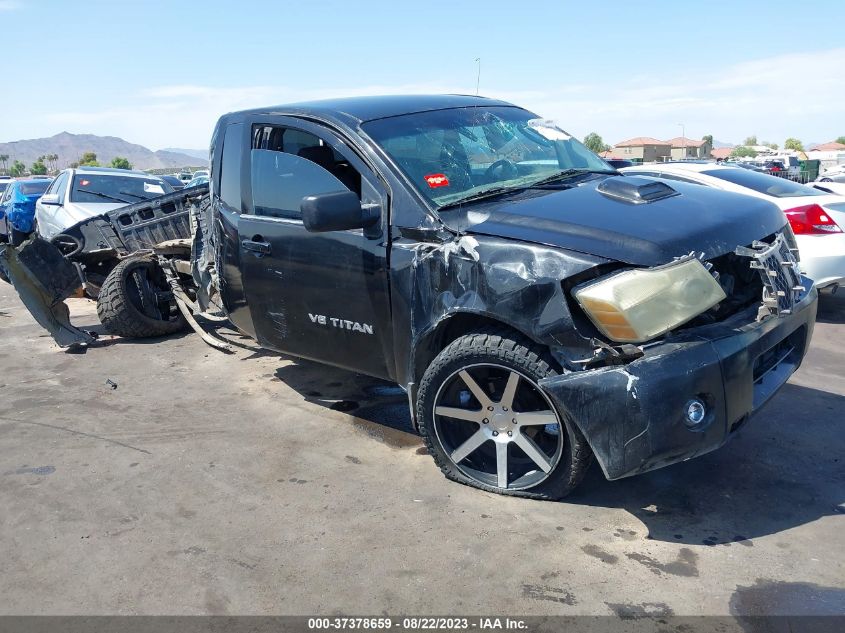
[0,178,52,245]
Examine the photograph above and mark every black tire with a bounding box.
[416,328,593,500]
[96,255,187,338]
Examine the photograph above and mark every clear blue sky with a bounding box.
[2,0,844,149]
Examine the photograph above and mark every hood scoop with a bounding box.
[597,176,680,204]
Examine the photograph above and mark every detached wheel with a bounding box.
[97,255,187,338]
[417,329,592,500]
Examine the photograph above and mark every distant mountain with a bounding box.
[0,132,208,171]
[712,139,734,149]
[160,147,209,161]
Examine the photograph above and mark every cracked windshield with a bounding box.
[364,106,611,207]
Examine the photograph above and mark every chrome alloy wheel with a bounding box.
[432,364,564,491]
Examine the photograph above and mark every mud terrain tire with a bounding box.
[97,255,187,338]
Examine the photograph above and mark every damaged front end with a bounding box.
[538,233,817,480]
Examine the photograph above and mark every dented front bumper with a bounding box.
[539,286,818,480]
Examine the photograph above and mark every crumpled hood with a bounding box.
[438,176,788,266]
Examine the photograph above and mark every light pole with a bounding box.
[678,123,685,160]
[475,58,481,95]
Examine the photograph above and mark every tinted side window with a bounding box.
[55,172,70,204]
[657,173,704,185]
[701,168,824,198]
[219,122,244,211]
[52,172,69,202]
[252,124,362,197]
[251,150,348,219]
[44,175,60,195]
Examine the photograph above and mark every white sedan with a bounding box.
[620,163,845,291]
[816,164,845,183]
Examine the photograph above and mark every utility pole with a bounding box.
[475,58,481,96]
[678,123,685,160]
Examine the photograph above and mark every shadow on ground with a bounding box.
[816,291,845,324]
[560,382,844,545]
[268,356,845,546]
[272,357,420,449]
[730,578,845,617]
[80,318,844,547]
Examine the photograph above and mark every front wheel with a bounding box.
[416,329,593,500]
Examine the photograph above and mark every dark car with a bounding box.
[160,174,186,190]
[28,95,816,500]
[604,158,634,169]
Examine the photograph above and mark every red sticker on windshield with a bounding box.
[424,173,449,188]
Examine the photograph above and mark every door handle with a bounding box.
[242,239,271,255]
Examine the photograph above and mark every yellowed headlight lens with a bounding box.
[574,257,726,343]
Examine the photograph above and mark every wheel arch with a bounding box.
[406,311,559,428]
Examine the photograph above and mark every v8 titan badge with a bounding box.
[424,173,449,188]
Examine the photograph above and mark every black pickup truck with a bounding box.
[178,95,815,499]
[6,95,818,499]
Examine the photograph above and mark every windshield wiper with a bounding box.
[527,168,619,188]
[437,186,523,210]
[117,190,150,201]
[75,189,133,204]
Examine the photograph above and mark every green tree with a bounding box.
[0,154,8,174]
[9,160,26,177]
[702,134,713,146]
[30,157,47,175]
[743,135,758,146]
[79,151,99,166]
[731,146,758,158]
[835,136,845,145]
[583,132,610,154]
[763,141,779,150]
[784,138,804,151]
[110,156,132,170]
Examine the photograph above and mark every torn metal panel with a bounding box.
[0,241,95,348]
[391,233,609,386]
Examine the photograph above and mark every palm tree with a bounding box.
[0,154,8,174]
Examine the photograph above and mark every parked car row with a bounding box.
[166,169,209,187]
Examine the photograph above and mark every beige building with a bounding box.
[667,137,712,160]
[611,137,671,162]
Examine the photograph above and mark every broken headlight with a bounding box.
[573,256,726,343]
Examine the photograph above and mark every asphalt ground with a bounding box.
[0,282,842,620]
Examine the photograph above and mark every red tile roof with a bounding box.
[665,137,708,148]
[809,141,845,151]
[614,137,671,147]
[711,148,733,160]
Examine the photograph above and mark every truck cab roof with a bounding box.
[222,94,515,125]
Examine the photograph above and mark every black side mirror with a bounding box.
[300,190,379,233]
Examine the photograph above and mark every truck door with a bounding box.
[212,119,256,337]
[237,117,394,380]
